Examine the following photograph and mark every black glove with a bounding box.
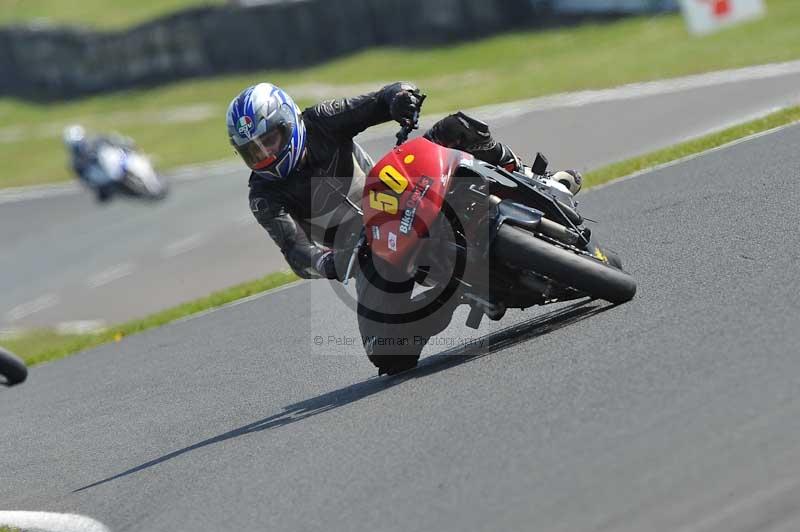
[315,250,339,280]
[315,250,356,281]
[390,90,421,125]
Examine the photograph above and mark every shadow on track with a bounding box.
[75,299,610,493]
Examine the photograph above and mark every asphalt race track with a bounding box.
[3,63,800,331]
[2,117,800,530]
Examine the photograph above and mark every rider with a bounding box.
[63,125,136,202]
[227,82,581,374]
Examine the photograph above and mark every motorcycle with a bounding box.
[342,97,636,370]
[92,143,168,202]
[0,347,27,386]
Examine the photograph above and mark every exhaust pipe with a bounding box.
[537,217,579,245]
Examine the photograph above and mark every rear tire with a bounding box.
[493,225,637,304]
[0,347,27,385]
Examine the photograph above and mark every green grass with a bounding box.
[1,0,799,189]
[0,0,223,29]
[0,527,20,532]
[6,104,800,370]
[4,270,298,367]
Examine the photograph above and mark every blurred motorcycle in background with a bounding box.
[64,125,169,203]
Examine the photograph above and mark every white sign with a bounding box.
[679,0,765,35]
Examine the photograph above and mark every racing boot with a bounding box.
[549,169,583,196]
[424,112,522,172]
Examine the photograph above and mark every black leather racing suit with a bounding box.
[248,82,521,279]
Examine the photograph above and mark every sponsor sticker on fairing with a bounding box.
[388,232,397,252]
[372,226,381,240]
[399,207,416,235]
[399,176,433,235]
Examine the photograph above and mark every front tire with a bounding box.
[0,347,27,385]
[356,263,423,374]
[355,256,460,374]
[493,225,637,304]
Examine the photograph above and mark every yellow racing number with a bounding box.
[378,165,409,195]
[369,190,399,215]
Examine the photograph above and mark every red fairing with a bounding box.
[363,137,471,267]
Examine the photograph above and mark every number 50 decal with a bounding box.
[369,164,409,215]
[369,191,399,214]
[379,165,409,194]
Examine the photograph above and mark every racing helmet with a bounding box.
[226,83,306,180]
[63,124,86,150]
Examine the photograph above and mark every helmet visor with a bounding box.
[234,123,291,172]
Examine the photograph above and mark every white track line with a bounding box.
[56,320,108,335]
[0,511,110,532]
[4,294,59,322]
[86,263,135,289]
[161,233,207,258]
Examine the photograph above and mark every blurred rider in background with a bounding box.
[226,82,582,374]
[63,125,137,202]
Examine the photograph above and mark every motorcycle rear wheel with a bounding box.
[0,347,27,385]
[493,225,637,304]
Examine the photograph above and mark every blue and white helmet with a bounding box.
[63,124,86,150]
[227,83,306,180]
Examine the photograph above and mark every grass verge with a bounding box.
[1,0,800,188]
[5,106,800,369]
[0,0,223,29]
[3,270,298,367]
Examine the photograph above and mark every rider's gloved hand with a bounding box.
[315,250,339,280]
[390,90,422,125]
[316,250,356,281]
